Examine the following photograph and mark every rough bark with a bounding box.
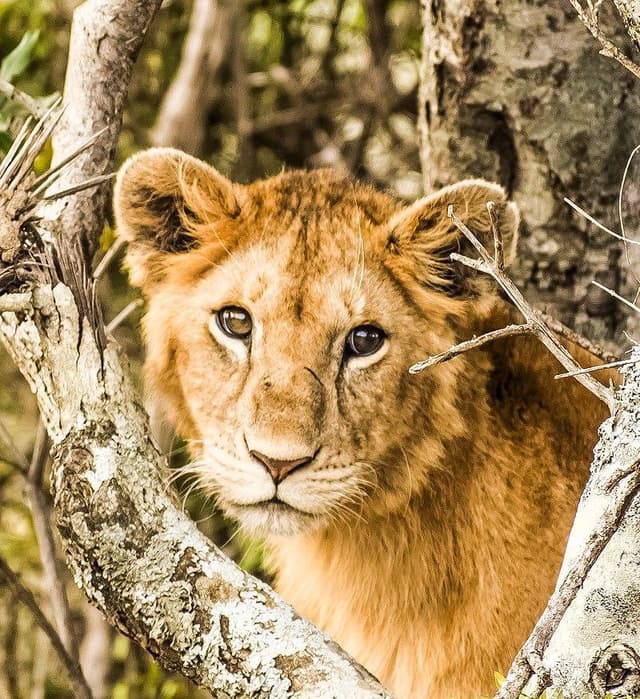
[0,284,390,698]
[542,349,640,697]
[613,0,640,50]
[419,0,640,349]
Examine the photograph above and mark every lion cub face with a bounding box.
[114,149,518,536]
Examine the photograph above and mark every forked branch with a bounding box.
[410,204,617,413]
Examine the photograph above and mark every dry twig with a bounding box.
[411,204,616,412]
[106,298,143,333]
[0,77,47,118]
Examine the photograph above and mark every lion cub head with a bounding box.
[114,148,518,536]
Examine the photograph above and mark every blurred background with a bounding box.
[2,0,640,696]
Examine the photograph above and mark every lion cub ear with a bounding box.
[113,147,241,289]
[385,179,519,295]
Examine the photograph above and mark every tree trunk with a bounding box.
[421,0,640,348]
[544,348,640,697]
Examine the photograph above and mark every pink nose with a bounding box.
[250,451,313,484]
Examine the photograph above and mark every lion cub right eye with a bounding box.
[216,306,253,340]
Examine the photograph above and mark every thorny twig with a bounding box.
[411,204,617,412]
[0,554,93,699]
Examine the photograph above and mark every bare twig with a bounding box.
[24,419,82,673]
[567,0,640,80]
[555,358,635,379]
[617,144,640,276]
[486,201,504,270]
[41,173,115,201]
[0,554,92,699]
[106,298,143,333]
[592,279,640,314]
[409,323,532,373]
[564,196,640,245]
[92,237,125,281]
[538,310,618,363]
[0,77,46,118]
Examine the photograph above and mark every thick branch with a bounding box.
[497,348,640,698]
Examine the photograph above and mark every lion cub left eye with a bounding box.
[345,325,386,357]
[216,306,253,340]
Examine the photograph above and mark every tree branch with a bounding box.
[411,205,617,411]
[497,347,640,698]
[0,283,391,697]
[47,0,163,259]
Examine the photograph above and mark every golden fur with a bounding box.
[114,148,610,698]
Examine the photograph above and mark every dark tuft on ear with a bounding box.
[113,147,241,288]
[384,179,519,296]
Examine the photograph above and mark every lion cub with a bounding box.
[114,148,608,698]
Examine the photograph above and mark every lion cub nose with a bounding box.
[250,451,313,484]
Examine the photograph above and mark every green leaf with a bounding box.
[494,671,506,689]
[0,30,40,82]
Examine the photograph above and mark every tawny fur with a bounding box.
[114,148,611,698]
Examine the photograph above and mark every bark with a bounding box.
[419,0,640,349]
[494,347,640,699]
[613,0,640,50]
[0,284,389,698]
[542,348,640,697]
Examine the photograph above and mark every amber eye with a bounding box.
[216,306,252,340]
[345,325,386,357]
